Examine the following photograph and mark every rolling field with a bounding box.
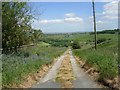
[2,2,119,89]
[73,45,118,80]
[2,32,118,88]
[43,33,117,46]
[43,33,117,42]
[43,33,118,81]
[72,33,118,81]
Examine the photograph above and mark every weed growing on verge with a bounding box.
[2,45,66,88]
[73,42,118,81]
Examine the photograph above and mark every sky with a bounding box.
[29,1,118,33]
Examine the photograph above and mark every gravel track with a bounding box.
[69,49,102,88]
[32,49,103,88]
[32,51,67,88]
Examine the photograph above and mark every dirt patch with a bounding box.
[75,57,98,78]
[15,59,56,88]
[99,77,120,90]
[56,51,74,88]
[75,56,120,90]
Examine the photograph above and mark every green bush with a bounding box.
[97,38,106,44]
[24,52,30,57]
[71,41,81,49]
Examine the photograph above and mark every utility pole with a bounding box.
[92,0,97,50]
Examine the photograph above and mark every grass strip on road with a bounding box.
[56,50,74,88]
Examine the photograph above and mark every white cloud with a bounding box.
[65,13,76,18]
[89,16,93,19]
[102,1,118,19]
[96,20,108,24]
[39,19,63,24]
[95,0,119,2]
[85,1,118,31]
[103,15,118,19]
[32,2,118,33]
[64,17,83,22]
[39,13,83,24]
[96,21,103,24]
[64,13,83,23]
[88,1,118,30]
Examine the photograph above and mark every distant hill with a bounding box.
[90,29,119,34]
[45,29,119,35]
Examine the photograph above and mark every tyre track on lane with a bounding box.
[69,49,102,88]
[32,49,103,88]
[32,51,67,88]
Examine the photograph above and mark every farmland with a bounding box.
[42,33,118,49]
[2,31,119,88]
[2,1,119,89]
[42,32,119,86]
[73,38,118,80]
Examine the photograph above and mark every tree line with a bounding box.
[90,29,119,34]
[2,2,43,53]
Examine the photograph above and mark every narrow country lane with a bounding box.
[69,49,102,88]
[32,51,67,88]
[32,49,102,88]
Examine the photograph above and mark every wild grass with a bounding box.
[44,33,117,42]
[73,34,118,81]
[2,44,66,88]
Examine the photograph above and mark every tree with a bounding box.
[32,29,43,43]
[2,2,33,52]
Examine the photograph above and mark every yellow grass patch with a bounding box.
[56,51,74,88]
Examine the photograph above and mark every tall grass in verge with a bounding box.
[73,48,118,81]
[2,45,66,87]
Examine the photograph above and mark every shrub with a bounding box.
[97,38,106,44]
[71,41,81,49]
[24,52,30,58]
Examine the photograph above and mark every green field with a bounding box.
[2,44,66,87]
[43,33,118,81]
[42,33,117,47]
[72,34,118,81]
[44,33,117,41]
[2,2,119,89]
[2,32,118,88]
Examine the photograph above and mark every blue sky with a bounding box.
[30,1,118,33]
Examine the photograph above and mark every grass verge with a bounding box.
[56,51,74,88]
[2,45,66,88]
[72,39,118,81]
